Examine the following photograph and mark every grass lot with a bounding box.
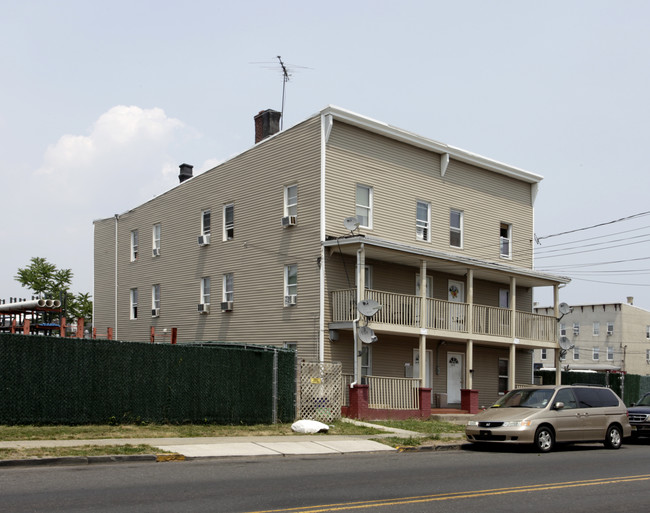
[0,420,381,442]
[369,418,467,447]
[0,418,466,458]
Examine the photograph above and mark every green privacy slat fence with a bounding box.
[0,334,295,425]
[535,370,650,406]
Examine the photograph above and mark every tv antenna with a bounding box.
[251,56,312,130]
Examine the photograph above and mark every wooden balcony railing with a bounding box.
[332,289,556,343]
[341,374,420,410]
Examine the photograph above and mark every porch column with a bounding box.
[467,269,474,335]
[466,340,474,390]
[508,342,516,391]
[554,284,561,385]
[510,276,516,339]
[419,260,427,388]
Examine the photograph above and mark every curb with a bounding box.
[0,453,186,468]
[396,442,468,452]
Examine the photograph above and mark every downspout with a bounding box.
[319,114,331,363]
[352,243,365,385]
[114,214,119,339]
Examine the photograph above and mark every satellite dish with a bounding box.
[343,216,360,232]
[559,336,573,350]
[357,299,382,317]
[559,303,571,315]
[358,326,377,344]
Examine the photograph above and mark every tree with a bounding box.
[14,257,92,324]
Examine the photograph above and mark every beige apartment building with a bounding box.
[534,298,650,376]
[93,105,569,408]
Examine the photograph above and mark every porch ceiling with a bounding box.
[324,235,570,289]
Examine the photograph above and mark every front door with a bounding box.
[447,352,464,404]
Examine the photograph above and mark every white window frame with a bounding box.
[607,322,614,335]
[223,203,234,241]
[284,184,297,217]
[201,209,211,236]
[152,223,161,256]
[573,346,579,360]
[646,348,650,362]
[592,347,600,361]
[130,230,139,262]
[573,323,580,335]
[500,222,512,259]
[416,200,431,242]
[200,277,211,305]
[450,209,463,248]
[560,323,567,337]
[222,273,234,303]
[356,184,373,229]
[541,348,547,361]
[130,288,138,320]
[152,284,160,312]
[284,264,298,302]
[593,322,600,336]
[607,346,614,361]
[647,326,650,339]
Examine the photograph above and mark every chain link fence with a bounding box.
[0,334,295,425]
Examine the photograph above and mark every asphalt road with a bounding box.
[3,440,650,512]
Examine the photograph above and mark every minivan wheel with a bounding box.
[535,426,554,453]
[604,425,622,450]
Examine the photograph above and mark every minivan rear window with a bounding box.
[573,387,619,408]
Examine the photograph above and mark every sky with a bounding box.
[1,0,649,311]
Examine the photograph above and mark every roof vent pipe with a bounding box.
[179,163,193,183]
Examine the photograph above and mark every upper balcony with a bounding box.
[331,288,557,346]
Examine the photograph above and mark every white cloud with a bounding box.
[2,106,198,297]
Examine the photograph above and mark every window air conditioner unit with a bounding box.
[281,215,297,227]
[198,303,210,314]
[151,308,160,318]
[284,295,297,307]
[607,329,613,336]
[198,234,211,246]
[152,248,160,257]
[220,301,233,312]
[573,327,580,335]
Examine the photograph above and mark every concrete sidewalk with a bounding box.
[0,419,469,465]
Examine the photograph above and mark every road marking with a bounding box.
[243,474,650,513]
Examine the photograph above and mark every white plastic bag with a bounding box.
[291,419,330,434]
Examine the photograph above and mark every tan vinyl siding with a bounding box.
[95,117,323,359]
[93,217,116,337]
[324,122,534,268]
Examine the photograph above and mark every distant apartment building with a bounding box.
[94,105,569,408]
[534,297,650,376]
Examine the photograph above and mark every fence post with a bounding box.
[171,327,177,344]
[107,327,113,340]
[60,317,66,338]
[150,326,155,343]
[23,318,30,335]
[11,319,16,334]
[76,318,84,338]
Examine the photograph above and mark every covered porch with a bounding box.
[324,236,571,415]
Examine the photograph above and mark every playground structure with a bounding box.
[1,298,175,343]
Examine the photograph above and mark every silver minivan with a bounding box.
[465,385,631,452]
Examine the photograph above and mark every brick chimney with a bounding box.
[254,109,282,143]
[627,296,634,305]
[178,163,193,183]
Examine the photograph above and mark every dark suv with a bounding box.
[628,393,650,438]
